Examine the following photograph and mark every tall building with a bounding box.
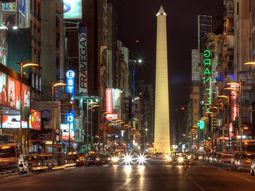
[154,6,170,153]
[198,15,213,53]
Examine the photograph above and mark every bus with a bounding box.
[0,143,20,172]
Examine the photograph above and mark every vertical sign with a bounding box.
[78,26,87,94]
[106,88,113,113]
[66,70,75,102]
[66,70,75,141]
[202,49,212,113]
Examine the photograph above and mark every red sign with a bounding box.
[29,109,41,131]
[105,113,118,121]
[106,88,113,113]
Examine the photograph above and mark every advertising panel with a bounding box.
[2,115,28,128]
[0,71,7,106]
[78,26,88,94]
[22,83,30,119]
[18,0,30,28]
[112,89,122,114]
[29,109,41,131]
[63,0,82,20]
[7,76,20,110]
[2,1,17,29]
[60,124,74,142]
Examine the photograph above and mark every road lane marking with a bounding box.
[186,171,205,191]
[217,168,255,183]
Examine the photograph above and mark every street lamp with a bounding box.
[19,61,40,154]
[51,82,66,153]
[51,82,66,101]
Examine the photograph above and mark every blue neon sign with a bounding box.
[66,70,75,102]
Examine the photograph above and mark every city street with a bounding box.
[1,162,255,191]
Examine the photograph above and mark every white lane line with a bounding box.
[217,168,255,183]
[186,171,205,191]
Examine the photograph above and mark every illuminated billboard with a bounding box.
[2,115,28,128]
[63,0,82,20]
[7,76,20,110]
[0,71,7,106]
[29,109,41,131]
[60,124,74,142]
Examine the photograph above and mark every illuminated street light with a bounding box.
[19,61,40,154]
[244,61,255,65]
[51,82,66,153]
[52,82,66,101]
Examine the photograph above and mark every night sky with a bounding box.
[112,0,224,106]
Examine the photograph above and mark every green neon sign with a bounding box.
[197,120,205,130]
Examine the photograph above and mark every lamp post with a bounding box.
[19,62,40,154]
[51,82,66,154]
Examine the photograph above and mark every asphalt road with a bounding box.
[1,162,255,191]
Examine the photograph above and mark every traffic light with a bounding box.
[197,120,205,130]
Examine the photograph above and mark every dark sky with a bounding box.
[112,0,224,105]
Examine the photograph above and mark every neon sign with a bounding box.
[202,49,212,113]
[106,88,113,113]
[66,70,75,102]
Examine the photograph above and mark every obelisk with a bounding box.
[154,6,170,153]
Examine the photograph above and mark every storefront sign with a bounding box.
[78,26,88,94]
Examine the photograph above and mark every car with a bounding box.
[236,153,255,171]
[85,154,102,166]
[250,158,255,175]
[25,153,57,172]
[99,153,112,165]
[217,153,233,164]
[65,152,83,167]
[170,152,188,165]
[231,152,243,165]
[153,152,165,160]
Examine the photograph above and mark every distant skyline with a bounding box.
[112,0,223,105]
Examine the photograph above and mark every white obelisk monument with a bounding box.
[154,6,171,153]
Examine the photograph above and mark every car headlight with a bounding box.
[137,154,146,165]
[111,156,119,163]
[123,154,134,165]
[165,155,172,161]
[178,157,184,163]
